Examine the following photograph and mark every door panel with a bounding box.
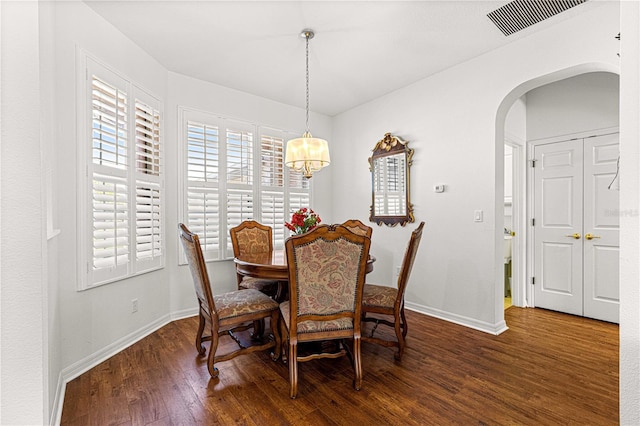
[541,242,576,294]
[583,134,619,323]
[534,140,583,316]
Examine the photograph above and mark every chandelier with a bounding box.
[285,29,330,179]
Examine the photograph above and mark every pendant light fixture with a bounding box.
[285,29,330,179]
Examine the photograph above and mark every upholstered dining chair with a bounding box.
[341,219,373,238]
[179,223,281,378]
[230,220,280,298]
[361,221,424,360]
[279,224,371,398]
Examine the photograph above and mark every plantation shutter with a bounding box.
[226,189,254,250]
[180,114,313,261]
[186,120,221,260]
[82,56,165,289]
[262,191,285,248]
[260,134,286,247]
[90,74,130,285]
[289,193,310,214]
[134,99,162,271]
[226,127,253,185]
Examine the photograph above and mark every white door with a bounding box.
[533,139,584,317]
[533,134,619,323]
[583,134,620,323]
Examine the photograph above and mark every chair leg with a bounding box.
[275,281,287,303]
[196,312,206,356]
[400,306,408,338]
[279,315,289,364]
[270,310,281,361]
[289,340,298,399]
[207,330,220,378]
[251,319,265,340]
[353,336,363,391]
[394,310,406,361]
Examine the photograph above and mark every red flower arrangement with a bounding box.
[285,208,321,235]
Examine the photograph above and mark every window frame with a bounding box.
[178,107,311,264]
[77,51,165,290]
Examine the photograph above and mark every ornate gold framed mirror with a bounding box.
[369,133,415,227]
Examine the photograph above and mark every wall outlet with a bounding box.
[132,299,138,313]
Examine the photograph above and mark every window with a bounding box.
[79,55,164,289]
[180,109,309,261]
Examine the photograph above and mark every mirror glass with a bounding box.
[369,133,414,227]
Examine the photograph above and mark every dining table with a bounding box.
[233,249,376,301]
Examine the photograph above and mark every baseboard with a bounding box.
[405,301,509,335]
[50,310,197,425]
[171,306,199,321]
[51,371,65,426]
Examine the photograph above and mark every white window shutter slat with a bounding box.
[226,127,253,185]
[91,173,129,284]
[92,76,128,170]
[261,135,284,187]
[261,191,285,248]
[187,187,220,260]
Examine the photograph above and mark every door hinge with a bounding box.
[531,218,535,227]
[532,277,535,285]
[531,159,536,168]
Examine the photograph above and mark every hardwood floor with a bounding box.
[60,307,619,425]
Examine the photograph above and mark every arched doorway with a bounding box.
[494,63,620,325]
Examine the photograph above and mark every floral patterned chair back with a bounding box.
[230,220,273,256]
[341,219,373,238]
[280,224,371,398]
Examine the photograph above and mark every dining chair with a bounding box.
[361,221,424,360]
[230,220,280,298]
[279,224,371,398]
[179,223,281,378]
[341,219,373,238]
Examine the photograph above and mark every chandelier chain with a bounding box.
[305,32,310,134]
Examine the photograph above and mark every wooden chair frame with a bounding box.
[179,223,281,378]
[230,220,282,299]
[280,224,371,398]
[361,221,424,360]
[341,219,373,238]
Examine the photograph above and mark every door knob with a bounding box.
[565,233,581,239]
[585,233,601,240]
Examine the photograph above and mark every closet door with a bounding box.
[533,140,584,317]
[533,134,620,323]
[583,134,619,323]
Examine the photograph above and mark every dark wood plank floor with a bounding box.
[60,307,619,425]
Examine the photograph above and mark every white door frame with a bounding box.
[505,137,526,307]
[526,127,619,308]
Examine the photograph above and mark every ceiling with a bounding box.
[84,0,602,117]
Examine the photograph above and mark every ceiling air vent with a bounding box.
[487,0,588,36]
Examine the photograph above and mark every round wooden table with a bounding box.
[234,249,376,281]
[234,249,376,300]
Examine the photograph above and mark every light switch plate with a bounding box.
[434,184,445,193]
[474,210,483,222]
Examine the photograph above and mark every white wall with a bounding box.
[620,1,640,424]
[1,1,46,424]
[526,72,620,141]
[332,2,620,333]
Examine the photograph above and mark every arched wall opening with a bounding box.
[494,62,620,327]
